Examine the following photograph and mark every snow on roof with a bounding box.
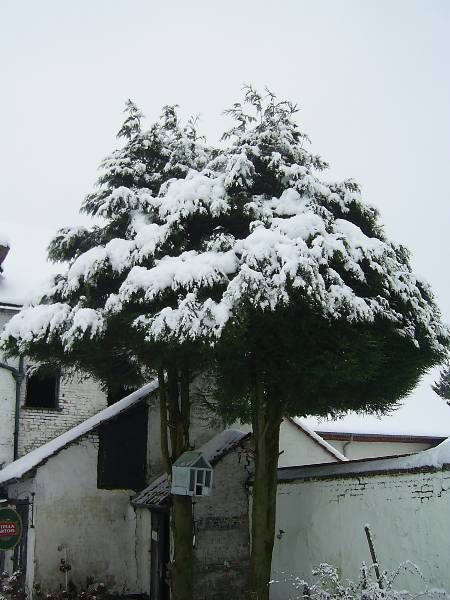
[277,434,450,482]
[0,274,26,307]
[289,418,348,462]
[0,379,159,486]
[394,437,450,470]
[133,429,251,507]
[0,269,63,307]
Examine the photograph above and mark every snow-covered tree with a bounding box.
[433,365,450,401]
[209,89,448,600]
[2,89,448,600]
[1,100,210,600]
[65,87,446,600]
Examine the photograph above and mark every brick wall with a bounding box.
[1,306,108,461]
[18,374,107,456]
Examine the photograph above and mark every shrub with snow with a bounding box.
[271,562,449,600]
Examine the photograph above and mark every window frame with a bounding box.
[24,371,61,411]
[188,467,213,496]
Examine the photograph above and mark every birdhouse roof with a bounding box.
[172,451,212,469]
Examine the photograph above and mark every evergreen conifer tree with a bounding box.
[2,89,448,600]
[2,100,210,600]
[433,365,450,401]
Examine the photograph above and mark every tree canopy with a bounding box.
[1,101,209,393]
[1,88,448,600]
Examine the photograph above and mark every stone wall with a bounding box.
[194,442,252,600]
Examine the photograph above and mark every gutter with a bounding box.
[0,357,25,460]
[318,431,447,445]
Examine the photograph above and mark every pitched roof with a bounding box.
[288,418,348,462]
[0,379,158,486]
[277,435,450,483]
[173,452,212,469]
[133,429,251,507]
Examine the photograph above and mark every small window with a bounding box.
[189,470,195,493]
[25,372,59,409]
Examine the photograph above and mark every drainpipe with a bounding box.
[0,356,25,460]
[342,434,353,458]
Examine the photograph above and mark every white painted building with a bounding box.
[0,383,253,599]
[0,244,107,466]
[318,430,445,460]
[2,388,449,600]
[271,442,450,599]
[278,418,346,466]
[0,304,21,466]
[0,381,350,599]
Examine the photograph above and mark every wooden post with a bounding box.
[364,525,383,589]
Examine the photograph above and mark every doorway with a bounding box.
[150,509,170,600]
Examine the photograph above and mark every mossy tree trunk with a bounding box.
[158,366,193,600]
[249,381,283,600]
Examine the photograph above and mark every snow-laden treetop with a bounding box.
[2,89,448,370]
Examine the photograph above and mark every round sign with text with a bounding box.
[0,507,22,550]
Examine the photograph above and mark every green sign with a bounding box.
[0,507,22,550]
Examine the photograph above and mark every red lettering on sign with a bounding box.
[0,522,18,537]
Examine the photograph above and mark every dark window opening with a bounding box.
[25,372,59,409]
[97,403,148,491]
[107,385,135,406]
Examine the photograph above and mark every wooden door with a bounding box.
[150,510,169,600]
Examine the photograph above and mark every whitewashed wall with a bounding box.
[0,306,108,463]
[278,420,340,467]
[10,434,151,594]
[271,467,450,599]
[0,307,20,466]
[325,438,432,460]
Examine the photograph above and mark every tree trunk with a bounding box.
[171,495,193,600]
[158,369,171,474]
[164,366,193,600]
[249,381,283,600]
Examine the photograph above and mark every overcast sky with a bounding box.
[1,1,450,433]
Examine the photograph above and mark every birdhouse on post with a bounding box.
[171,451,213,497]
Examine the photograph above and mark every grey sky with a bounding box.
[1,0,450,433]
